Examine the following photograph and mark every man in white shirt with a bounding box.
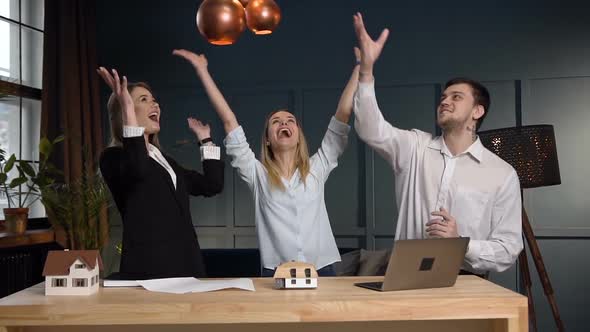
[351,12,523,274]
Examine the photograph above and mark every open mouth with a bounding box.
[278,128,292,138]
[148,111,159,123]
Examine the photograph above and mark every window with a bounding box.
[0,0,44,219]
[72,278,88,287]
[51,278,66,287]
[75,263,86,269]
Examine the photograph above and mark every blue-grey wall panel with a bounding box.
[196,230,228,249]
[524,77,590,234]
[335,236,365,249]
[478,80,517,131]
[234,235,259,249]
[303,88,362,232]
[488,264,518,293]
[528,239,590,332]
[374,237,395,250]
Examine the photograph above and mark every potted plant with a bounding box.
[41,149,111,250]
[0,136,63,234]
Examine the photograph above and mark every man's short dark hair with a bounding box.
[444,78,490,131]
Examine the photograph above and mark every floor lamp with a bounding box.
[479,125,564,332]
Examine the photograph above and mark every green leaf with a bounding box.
[0,173,7,183]
[39,137,52,160]
[4,154,16,173]
[19,161,36,177]
[9,176,27,188]
[52,135,65,144]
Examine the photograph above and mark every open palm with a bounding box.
[187,117,210,141]
[96,67,134,114]
[173,49,208,73]
[353,12,389,70]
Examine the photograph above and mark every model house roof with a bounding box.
[42,249,103,276]
[273,261,318,279]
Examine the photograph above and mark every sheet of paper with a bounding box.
[103,279,141,287]
[135,277,255,294]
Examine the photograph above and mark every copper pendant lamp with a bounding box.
[244,0,281,35]
[196,0,246,45]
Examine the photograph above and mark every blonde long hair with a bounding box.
[260,109,310,191]
[107,82,160,148]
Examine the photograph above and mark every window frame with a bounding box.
[72,278,88,288]
[0,0,44,218]
[51,278,67,287]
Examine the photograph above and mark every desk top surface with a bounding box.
[0,276,526,326]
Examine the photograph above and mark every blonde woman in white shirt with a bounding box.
[173,48,360,276]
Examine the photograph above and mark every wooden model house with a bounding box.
[42,249,103,296]
[273,261,318,289]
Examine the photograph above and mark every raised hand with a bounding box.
[173,49,208,74]
[187,117,211,142]
[96,67,137,125]
[174,50,239,134]
[352,12,389,80]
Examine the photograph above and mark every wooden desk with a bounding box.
[0,276,527,332]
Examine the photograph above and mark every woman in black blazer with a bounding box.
[97,67,224,279]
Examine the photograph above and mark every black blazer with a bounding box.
[99,137,224,279]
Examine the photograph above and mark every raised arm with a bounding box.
[334,47,361,124]
[97,67,153,180]
[310,48,362,179]
[352,13,419,174]
[173,49,239,135]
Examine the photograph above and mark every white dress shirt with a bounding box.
[123,126,221,189]
[353,81,523,273]
[224,117,350,270]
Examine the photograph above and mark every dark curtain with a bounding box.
[41,0,108,249]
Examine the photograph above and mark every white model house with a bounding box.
[42,249,103,296]
[273,261,318,289]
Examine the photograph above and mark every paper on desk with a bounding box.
[137,277,255,294]
[103,279,141,287]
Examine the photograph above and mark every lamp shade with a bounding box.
[196,0,246,45]
[479,125,561,189]
[245,0,281,35]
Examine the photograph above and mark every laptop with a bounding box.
[354,237,469,292]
